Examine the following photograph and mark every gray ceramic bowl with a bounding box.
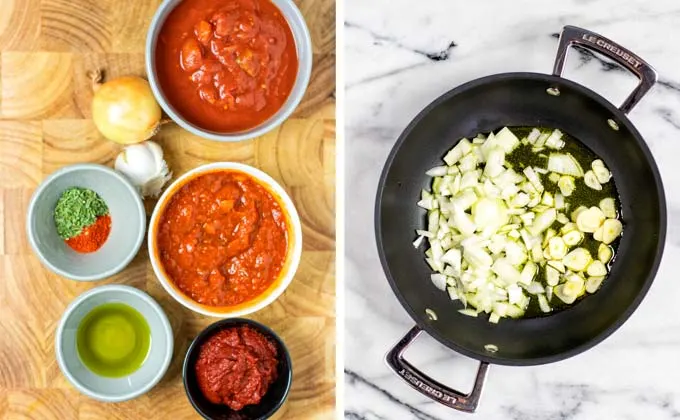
[145,0,313,142]
[26,164,146,281]
[56,285,174,402]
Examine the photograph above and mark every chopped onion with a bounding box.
[472,198,509,229]
[431,274,447,291]
[525,281,545,295]
[484,147,506,178]
[523,167,544,192]
[444,138,472,165]
[527,208,556,236]
[417,126,622,323]
[458,308,478,317]
[527,128,541,144]
[426,166,448,177]
[548,153,584,177]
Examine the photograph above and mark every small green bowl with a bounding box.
[26,163,146,281]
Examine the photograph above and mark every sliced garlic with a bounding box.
[599,198,617,219]
[563,248,592,272]
[598,243,613,264]
[548,237,567,260]
[591,160,612,184]
[601,219,623,244]
[584,170,602,190]
[576,207,605,233]
[587,260,607,277]
[586,276,605,294]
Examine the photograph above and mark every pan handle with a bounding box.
[552,25,657,114]
[385,326,490,413]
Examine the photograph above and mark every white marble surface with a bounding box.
[344,1,680,418]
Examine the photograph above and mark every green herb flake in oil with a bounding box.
[509,127,621,317]
[54,187,109,239]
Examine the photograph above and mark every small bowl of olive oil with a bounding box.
[56,285,173,402]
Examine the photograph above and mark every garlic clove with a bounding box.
[115,141,172,198]
[145,141,166,173]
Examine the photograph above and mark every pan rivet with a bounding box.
[484,344,499,353]
[425,308,438,321]
[607,119,620,131]
[546,87,561,96]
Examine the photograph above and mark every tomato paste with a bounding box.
[195,326,279,410]
[155,0,299,132]
[156,170,289,307]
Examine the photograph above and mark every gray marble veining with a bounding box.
[344,0,680,418]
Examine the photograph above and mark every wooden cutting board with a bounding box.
[0,0,336,418]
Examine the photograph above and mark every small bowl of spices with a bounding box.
[27,163,146,281]
[183,318,292,420]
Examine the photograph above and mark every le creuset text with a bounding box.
[398,369,457,404]
[581,34,642,69]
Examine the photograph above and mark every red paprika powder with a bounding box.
[65,214,112,253]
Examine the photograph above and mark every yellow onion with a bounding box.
[90,70,162,144]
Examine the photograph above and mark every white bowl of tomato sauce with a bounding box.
[145,0,313,142]
[148,162,303,317]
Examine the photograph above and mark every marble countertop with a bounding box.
[344,1,680,418]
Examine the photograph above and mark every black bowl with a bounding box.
[183,318,293,420]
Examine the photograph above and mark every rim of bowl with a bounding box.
[144,0,313,142]
[182,318,293,419]
[26,163,147,282]
[55,284,174,403]
[148,162,303,318]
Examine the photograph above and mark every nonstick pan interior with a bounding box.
[376,73,666,365]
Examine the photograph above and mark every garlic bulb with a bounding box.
[115,141,171,198]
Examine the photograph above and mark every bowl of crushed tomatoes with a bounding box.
[145,0,312,142]
[183,318,292,419]
[148,162,303,317]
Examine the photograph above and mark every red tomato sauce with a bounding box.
[156,170,289,307]
[155,0,299,132]
[195,326,279,410]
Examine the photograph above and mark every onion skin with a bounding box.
[91,76,162,144]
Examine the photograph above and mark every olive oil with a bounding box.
[76,302,151,378]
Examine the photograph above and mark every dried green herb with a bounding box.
[54,187,109,239]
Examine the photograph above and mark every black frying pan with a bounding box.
[376,26,666,412]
